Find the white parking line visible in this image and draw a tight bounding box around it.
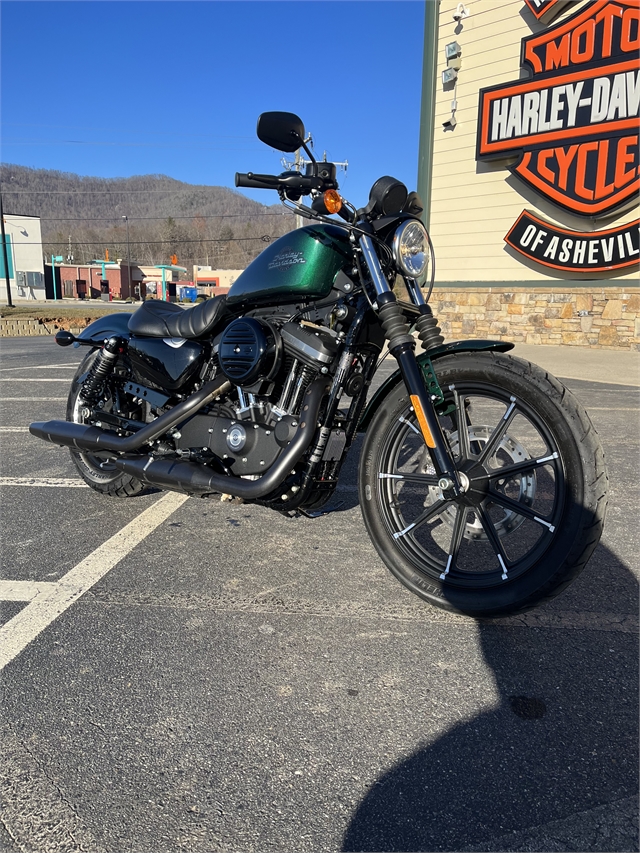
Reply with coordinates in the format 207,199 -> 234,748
0,581 -> 56,601
0,379 -> 71,382
0,477 -> 88,487
0,364 -> 80,371
0,427 -> 30,432
1,397 -> 67,401
0,491 -> 188,670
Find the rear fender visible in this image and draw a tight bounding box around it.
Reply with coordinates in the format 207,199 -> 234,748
74,313 -> 133,346
358,339 -> 514,432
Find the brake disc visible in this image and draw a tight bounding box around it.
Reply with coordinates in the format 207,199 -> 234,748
421,425 -> 536,540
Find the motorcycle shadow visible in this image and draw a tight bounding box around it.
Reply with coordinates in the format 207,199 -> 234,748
341,539 -> 638,852
327,434 -> 365,513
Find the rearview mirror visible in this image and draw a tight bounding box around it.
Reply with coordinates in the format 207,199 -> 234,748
257,112 -> 305,153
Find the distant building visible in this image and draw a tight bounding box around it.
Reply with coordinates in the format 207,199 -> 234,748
51,261 -> 143,301
193,266 -> 244,295
139,264 -> 187,301
0,213 -> 45,301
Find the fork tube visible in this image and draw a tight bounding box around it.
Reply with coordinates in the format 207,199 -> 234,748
405,276 -> 426,306
358,234 -> 459,491
359,235 -> 391,297
392,338 -> 459,490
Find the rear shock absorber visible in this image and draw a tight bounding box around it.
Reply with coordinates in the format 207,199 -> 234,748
80,336 -> 126,404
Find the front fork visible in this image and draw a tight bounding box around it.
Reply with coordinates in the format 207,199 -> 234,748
359,234 -> 462,496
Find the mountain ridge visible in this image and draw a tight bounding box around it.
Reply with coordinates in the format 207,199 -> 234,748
0,164 -> 294,270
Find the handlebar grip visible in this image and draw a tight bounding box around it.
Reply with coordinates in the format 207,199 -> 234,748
234,172 -> 280,189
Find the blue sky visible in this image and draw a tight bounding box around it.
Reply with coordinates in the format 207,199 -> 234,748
1,1 -> 426,207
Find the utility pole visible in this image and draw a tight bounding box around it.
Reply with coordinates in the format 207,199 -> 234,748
122,215 -> 131,298
0,191 -> 14,307
294,149 -> 304,230
283,145 -> 348,229
283,134 -> 314,229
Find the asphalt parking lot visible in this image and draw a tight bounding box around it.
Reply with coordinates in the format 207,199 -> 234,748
1,336 -> 638,853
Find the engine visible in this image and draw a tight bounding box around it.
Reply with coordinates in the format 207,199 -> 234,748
174,317 -> 340,475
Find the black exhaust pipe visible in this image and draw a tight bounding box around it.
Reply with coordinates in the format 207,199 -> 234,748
112,378 -> 328,500
29,378 -> 232,453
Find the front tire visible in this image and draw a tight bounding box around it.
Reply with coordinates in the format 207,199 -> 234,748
359,352 -> 607,617
66,349 -> 146,497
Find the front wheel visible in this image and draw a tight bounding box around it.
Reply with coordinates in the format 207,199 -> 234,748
359,352 -> 608,617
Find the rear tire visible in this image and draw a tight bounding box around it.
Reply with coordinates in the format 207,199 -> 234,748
358,352 -> 608,617
66,350 -> 146,497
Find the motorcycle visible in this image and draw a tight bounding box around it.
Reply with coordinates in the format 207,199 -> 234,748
29,112 -> 608,617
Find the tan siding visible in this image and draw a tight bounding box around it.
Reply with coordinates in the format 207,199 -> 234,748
428,0 -> 639,283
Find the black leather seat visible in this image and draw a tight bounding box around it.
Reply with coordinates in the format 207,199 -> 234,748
127,296 -> 228,339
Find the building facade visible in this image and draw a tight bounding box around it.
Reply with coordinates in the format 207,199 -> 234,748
418,0 -> 639,349
193,267 -> 244,294
53,262 -> 142,301
0,214 -> 45,301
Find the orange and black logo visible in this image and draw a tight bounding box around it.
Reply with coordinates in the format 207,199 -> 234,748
523,0 -> 569,22
477,0 -> 639,217
505,210 -> 639,272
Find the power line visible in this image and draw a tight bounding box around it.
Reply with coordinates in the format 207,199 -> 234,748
3,140 -> 262,151
38,236 -> 271,247
0,188 -> 266,195
4,212 -> 292,222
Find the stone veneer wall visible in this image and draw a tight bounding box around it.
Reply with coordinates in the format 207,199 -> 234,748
428,287 -> 639,351
0,318 -> 88,337
2,289 -> 640,349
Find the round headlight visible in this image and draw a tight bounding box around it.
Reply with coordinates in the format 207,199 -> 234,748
392,220 -> 429,278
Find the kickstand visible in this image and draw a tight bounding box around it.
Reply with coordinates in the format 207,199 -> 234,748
296,501 -> 345,519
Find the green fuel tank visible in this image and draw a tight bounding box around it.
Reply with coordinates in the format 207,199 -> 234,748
226,223 -> 352,308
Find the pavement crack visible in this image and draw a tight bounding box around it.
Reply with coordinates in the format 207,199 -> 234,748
88,719 -> 108,736
88,594 -> 639,633
1,718 -> 107,853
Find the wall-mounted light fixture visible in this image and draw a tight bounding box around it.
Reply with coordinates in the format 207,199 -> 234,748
445,41 -> 461,60
442,67 -> 458,87
445,41 -> 462,69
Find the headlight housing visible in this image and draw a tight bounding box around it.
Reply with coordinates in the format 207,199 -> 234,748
392,220 -> 430,278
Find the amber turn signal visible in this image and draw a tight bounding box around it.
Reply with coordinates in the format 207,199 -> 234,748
323,190 -> 343,214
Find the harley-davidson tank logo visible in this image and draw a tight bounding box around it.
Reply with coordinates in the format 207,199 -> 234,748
267,247 -> 307,271
505,210 -> 639,272
477,0 -> 639,217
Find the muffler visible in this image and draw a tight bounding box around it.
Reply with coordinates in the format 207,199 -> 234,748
29,378 -> 232,453
112,378 -> 328,499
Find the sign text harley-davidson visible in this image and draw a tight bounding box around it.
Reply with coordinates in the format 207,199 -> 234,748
476,0 -> 639,217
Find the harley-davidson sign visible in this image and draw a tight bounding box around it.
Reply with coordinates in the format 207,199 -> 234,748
523,0 -> 569,22
505,210 -> 639,272
476,0 -> 639,218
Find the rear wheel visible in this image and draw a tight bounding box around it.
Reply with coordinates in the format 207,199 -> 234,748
359,352 -> 608,617
66,350 -> 146,497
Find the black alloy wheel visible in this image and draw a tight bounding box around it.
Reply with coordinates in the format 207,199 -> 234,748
359,353 -> 608,616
